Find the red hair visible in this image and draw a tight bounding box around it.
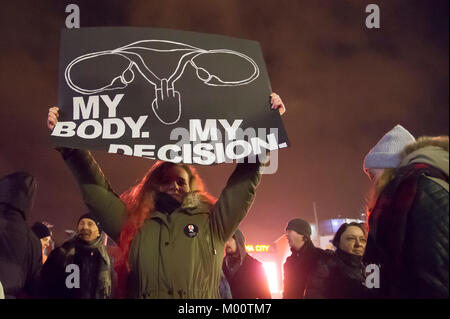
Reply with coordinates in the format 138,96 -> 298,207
113,161 -> 216,297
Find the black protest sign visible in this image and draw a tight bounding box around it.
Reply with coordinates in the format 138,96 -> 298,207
51,27 -> 289,164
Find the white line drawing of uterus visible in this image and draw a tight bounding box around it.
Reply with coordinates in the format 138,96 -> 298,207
65,40 -> 260,125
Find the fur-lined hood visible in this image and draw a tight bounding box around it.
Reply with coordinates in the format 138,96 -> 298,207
181,191 -> 215,212
399,136 -> 449,177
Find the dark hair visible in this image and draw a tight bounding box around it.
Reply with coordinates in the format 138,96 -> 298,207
332,222 -> 367,248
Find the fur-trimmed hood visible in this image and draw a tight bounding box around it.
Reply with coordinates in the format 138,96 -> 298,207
181,191 -> 215,212
399,136 -> 449,177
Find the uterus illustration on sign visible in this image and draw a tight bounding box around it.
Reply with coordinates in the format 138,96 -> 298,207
65,40 -> 260,125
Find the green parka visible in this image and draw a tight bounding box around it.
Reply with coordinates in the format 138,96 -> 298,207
60,148 -> 262,298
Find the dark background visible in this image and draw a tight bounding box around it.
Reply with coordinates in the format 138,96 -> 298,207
0,0 -> 448,246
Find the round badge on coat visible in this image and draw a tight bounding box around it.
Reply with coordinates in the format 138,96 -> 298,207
184,224 -> 199,238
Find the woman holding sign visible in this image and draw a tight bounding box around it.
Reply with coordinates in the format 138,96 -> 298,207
46,93 -> 285,299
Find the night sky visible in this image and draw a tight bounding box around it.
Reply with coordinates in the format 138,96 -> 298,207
0,0 -> 448,246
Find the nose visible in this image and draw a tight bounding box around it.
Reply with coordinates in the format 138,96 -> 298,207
170,181 -> 180,190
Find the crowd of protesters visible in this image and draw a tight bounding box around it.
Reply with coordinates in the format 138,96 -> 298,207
0,98 -> 448,299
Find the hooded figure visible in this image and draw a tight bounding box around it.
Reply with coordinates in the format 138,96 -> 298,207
364,136 -> 449,298
0,172 -> 42,298
39,213 -> 112,299
222,229 -> 271,299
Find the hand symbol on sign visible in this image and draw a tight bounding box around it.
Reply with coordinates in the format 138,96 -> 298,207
65,40 -> 260,126
152,78 -> 181,125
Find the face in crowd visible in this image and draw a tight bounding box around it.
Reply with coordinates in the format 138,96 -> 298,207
285,230 -> 306,251
224,237 -> 238,256
158,166 -> 191,203
40,236 -> 51,250
338,226 -> 367,256
77,218 -> 100,242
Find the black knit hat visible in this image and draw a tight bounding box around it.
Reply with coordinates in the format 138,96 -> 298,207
77,213 -> 101,233
31,222 -> 51,239
286,218 -> 312,238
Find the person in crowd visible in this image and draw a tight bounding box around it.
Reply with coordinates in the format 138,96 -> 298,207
46,93 -> 286,298
305,222 -> 371,298
222,229 -> 271,299
0,172 -> 42,298
31,222 -> 52,264
39,213 -> 113,299
363,133 -> 449,298
282,218 -> 330,298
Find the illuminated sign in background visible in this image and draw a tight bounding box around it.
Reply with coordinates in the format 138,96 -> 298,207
244,244 -> 278,293
245,244 -> 270,252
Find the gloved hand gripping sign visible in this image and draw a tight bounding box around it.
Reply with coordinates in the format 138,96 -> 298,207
65,40 -> 260,125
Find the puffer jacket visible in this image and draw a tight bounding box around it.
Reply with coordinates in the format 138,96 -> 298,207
364,138 -> 449,298
0,172 -> 42,298
60,148 -> 262,298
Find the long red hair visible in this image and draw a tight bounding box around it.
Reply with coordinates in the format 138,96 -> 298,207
112,161 -> 216,297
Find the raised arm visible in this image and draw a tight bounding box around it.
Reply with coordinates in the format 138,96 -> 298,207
210,93 -> 286,242
48,107 -> 126,242
210,160 -> 263,242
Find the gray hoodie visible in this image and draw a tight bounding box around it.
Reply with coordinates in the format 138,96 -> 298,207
224,229 -> 247,278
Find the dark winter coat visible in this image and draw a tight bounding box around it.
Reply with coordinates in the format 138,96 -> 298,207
222,230 -> 271,299
0,172 -> 42,298
364,140 -> 449,298
39,235 -> 112,299
305,249 -> 370,299
282,240 -> 330,299
60,148 -> 262,298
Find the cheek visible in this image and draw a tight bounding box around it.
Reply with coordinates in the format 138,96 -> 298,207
340,240 -> 352,250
